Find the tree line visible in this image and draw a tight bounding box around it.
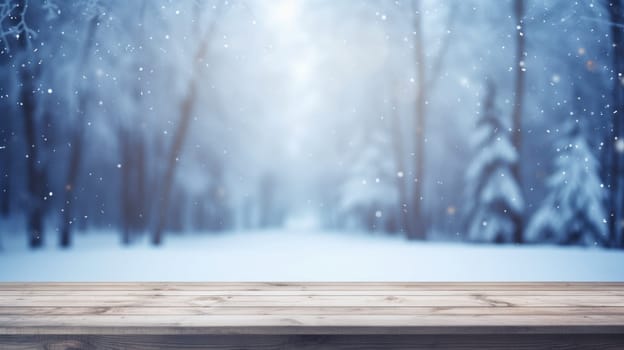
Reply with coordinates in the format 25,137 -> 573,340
0,0 -> 623,248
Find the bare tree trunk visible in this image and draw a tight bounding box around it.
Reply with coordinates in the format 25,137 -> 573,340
408,1 -> 455,240
119,128 -> 146,244
59,124 -> 84,247
59,15 -> 99,248
410,0 -> 427,240
0,38 -> 10,217
120,129 -> 133,244
152,81 -> 198,245
152,3 -> 223,245
13,0 -> 45,248
390,97 -> 409,234
0,157 -> 9,216
510,0 -> 526,244
119,0 -> 149,245
0,111 -> 10,217
608,0 -> 624,248
136,138 -> 147,231
21,66 -> 44,248
259,174 -> 276,228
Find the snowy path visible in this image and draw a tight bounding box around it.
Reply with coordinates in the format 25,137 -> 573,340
0,230 -> 622,281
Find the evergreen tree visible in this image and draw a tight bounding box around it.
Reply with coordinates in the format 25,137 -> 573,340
339,124 -> 398,232
464,82 -> 524,243
526,119 -> 608,246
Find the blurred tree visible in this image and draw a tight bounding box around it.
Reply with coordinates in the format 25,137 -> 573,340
11,0 -> 47,248
0,60 -> 10,217
408,0 -> 455,240
117,0 -> 150,245
510,0 -> 526,244
389,94 -> 408,234
339,115 -> 398,232
464,81 -> 523,243
59,10 -> 100,248
152,1 -> 224,245
526,118 -> 608,246
606,0 -> 624,248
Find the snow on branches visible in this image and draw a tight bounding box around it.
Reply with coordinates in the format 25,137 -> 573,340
526,119 -> 608,246
464,81 -> 523,243
0,0 -> 37,52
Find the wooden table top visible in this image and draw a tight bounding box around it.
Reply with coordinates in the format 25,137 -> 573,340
0,283 -> 623,335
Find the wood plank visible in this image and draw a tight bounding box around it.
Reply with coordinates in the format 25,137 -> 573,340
2,334 -> 624,350
2,294 -> 623,307
1,282 -> 623,291
1,306 -> 624,317
1,314 -> 624,334
0,282 -> 622,344
2,290 -> 623,296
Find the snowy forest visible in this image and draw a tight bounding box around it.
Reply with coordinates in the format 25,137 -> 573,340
1,0 -> 624,266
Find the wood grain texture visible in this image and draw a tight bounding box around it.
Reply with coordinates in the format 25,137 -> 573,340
0,283 -> 623,348
2,334 -> 624,350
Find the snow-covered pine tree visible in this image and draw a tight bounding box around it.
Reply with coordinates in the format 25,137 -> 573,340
526,119 -> 608,246
339,121 -> 398,232
464,82 -> 523,243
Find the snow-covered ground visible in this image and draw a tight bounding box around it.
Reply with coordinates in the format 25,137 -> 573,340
0,229 -> 622,281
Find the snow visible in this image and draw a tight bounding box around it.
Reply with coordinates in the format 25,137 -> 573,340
0,229 -> 622,282
464,83 -> 523,243
526,121 -> 608,245
616,139 -> 624,153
